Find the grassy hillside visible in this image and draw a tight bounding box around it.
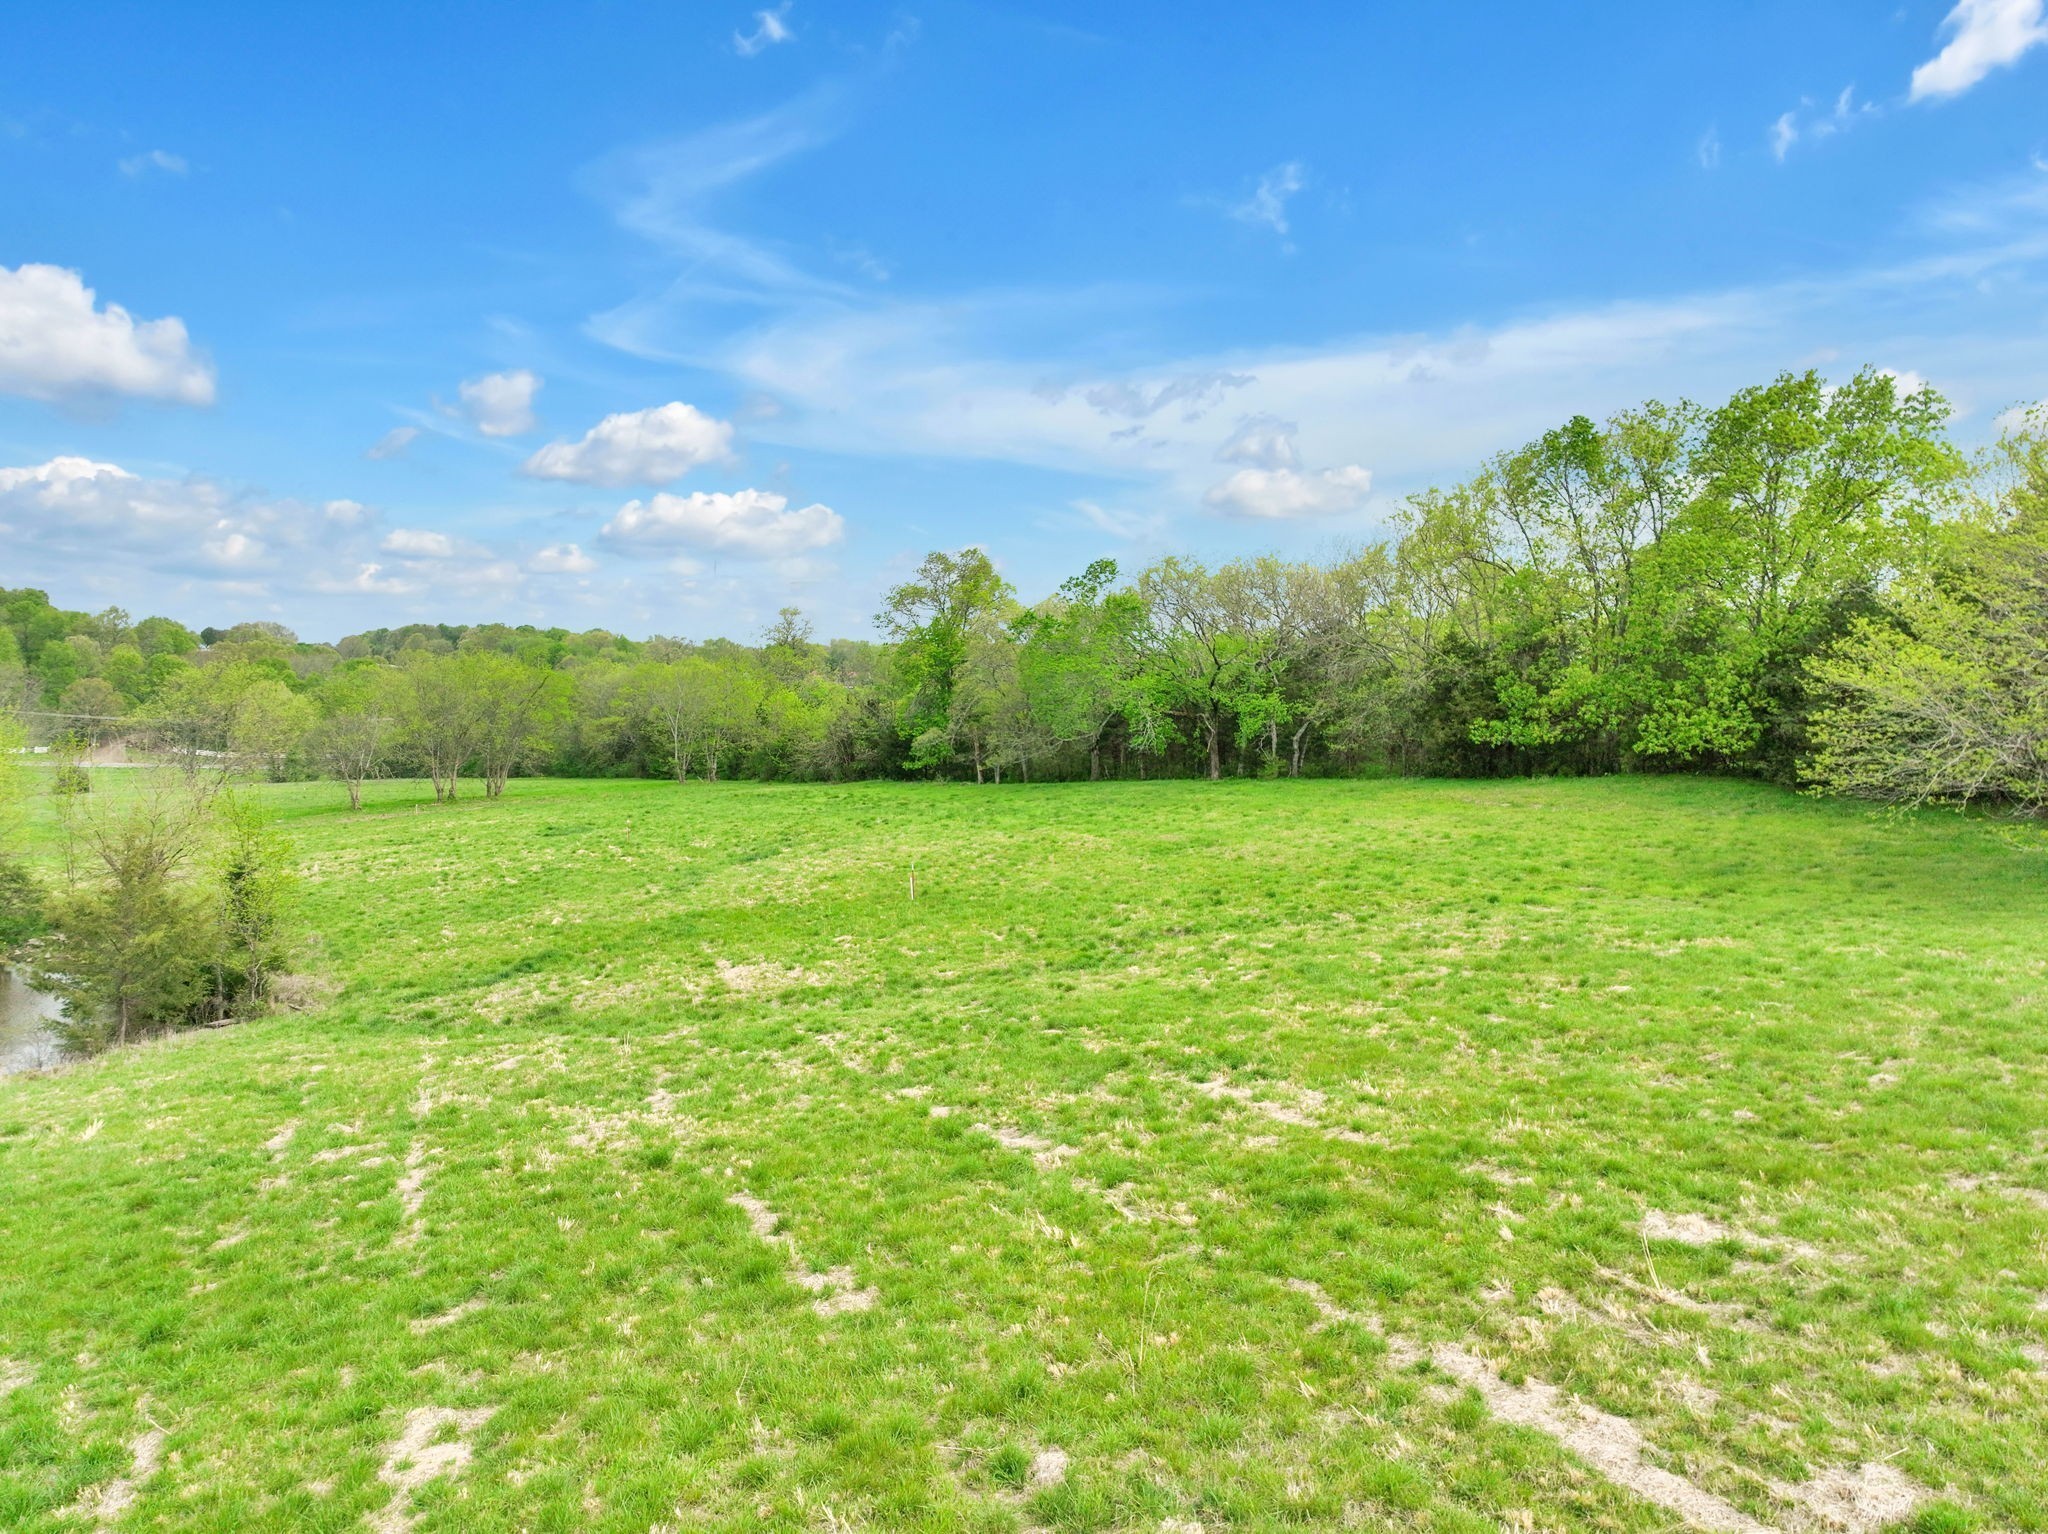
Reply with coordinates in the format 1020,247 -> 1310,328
1,776 -> 2044,1532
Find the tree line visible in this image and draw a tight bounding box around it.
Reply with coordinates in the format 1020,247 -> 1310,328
5,367 -> 2044,816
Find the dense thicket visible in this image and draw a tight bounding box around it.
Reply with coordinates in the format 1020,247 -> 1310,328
5,369 -> 2044,813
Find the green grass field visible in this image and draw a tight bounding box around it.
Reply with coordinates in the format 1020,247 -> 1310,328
2,775 -> 2044,1532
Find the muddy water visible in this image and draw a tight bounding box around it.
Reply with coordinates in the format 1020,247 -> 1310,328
0,969 -> 65,1075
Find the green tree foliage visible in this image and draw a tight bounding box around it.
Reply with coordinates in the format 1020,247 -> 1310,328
32,788 -> 216,1049
875,548 -> 1014,768
0,368 -> 2020,809
1804,429 -> 2048,816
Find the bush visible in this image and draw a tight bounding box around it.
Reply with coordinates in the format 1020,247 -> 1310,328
29,786 -> 298,1052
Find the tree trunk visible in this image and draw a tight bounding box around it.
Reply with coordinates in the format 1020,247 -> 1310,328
974,737 -> 984,785
1290,722 -> 1310,778
1089,745 -> 1101,781
1205,719 -> 1222,781
347,779 -> 363,811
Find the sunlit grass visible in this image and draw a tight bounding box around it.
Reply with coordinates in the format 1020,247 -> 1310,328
1,774 -> 2043,1530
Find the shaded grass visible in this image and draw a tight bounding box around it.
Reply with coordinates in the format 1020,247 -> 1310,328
0,774 -> 2044,1530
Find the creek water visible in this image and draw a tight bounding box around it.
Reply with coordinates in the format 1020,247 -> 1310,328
0,969 -> 65,1075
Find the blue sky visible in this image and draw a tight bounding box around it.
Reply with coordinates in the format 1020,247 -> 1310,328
2,1 -> 2045,641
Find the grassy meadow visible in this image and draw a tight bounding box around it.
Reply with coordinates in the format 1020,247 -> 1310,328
1,774 -> 2045,1532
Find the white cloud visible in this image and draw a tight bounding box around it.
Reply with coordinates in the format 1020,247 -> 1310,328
1070,499 -> 1171,544
1697,128 -> 1722,170
1879,367 -> 1934,398
323,499 -> 372,525
365,425 -> 419,460
316,562 -> 421,597
529,543 -> 597,573
1229,162 -> 1306,238
1911,0 -> 2048,101
0,456 -> 311,577
1771,88 -> 1878,161
381,528 -> 458,557
735,3 -> 794,56
1205,463 -> 1373,520
1216,414 -> 1302,471
0,263 -> 215,405
1052,370 -> 1254,423
602,487 -> 844,557
1994,397 -> 2047,430
582,80 -> 2048,563
1771,112 -> 1800,162
522,401 -> 736,485
457,369 -> 541,436
0,455 -> 135,493
204,530 -> 264,566
380,528 -> 456,557
118,149 -> 187,177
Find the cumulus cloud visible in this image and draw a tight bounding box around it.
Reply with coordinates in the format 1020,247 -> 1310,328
529,543 -> 597,573
522,402 -> 736,486
457,369 -> 541,436
602,487 -> 843,557
1230,162 -> 1306,239
1216,413 -> 1302,471
381,528 -> 459,557
735,2 -> 794,56
1205,463 -> 1372,519
1879,367 -> 1935,399
0,455 -> 294,574
0,263 -> 215,405
1911,0 -> 2048,101
365,425 -> 419,460
1206,419 -> 1371,518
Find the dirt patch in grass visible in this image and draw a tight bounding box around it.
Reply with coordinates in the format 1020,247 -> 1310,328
727,1192 -> 879,1318
1428,1344 -> 1769,1531
409,1299 -> 488,1334
1776,1462 -> 1926,1533
1425,1341 -> 1929,1533
972,1121 -> 1077,1169
395,1141 -> 432,1248
63,1406 -> 165,1526
1028,1447 -> 1069,1488
1191,1074 -> 1371,1144
369,1405 -> 496,1534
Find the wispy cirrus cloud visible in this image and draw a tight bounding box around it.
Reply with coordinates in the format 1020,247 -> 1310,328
579,76 -> 2048,554
1770,86 -> 1879,162
1227,161 -> 1307,245
734,3 -> 794,57
118,148 -> 187,177
364,425 -> 419,460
